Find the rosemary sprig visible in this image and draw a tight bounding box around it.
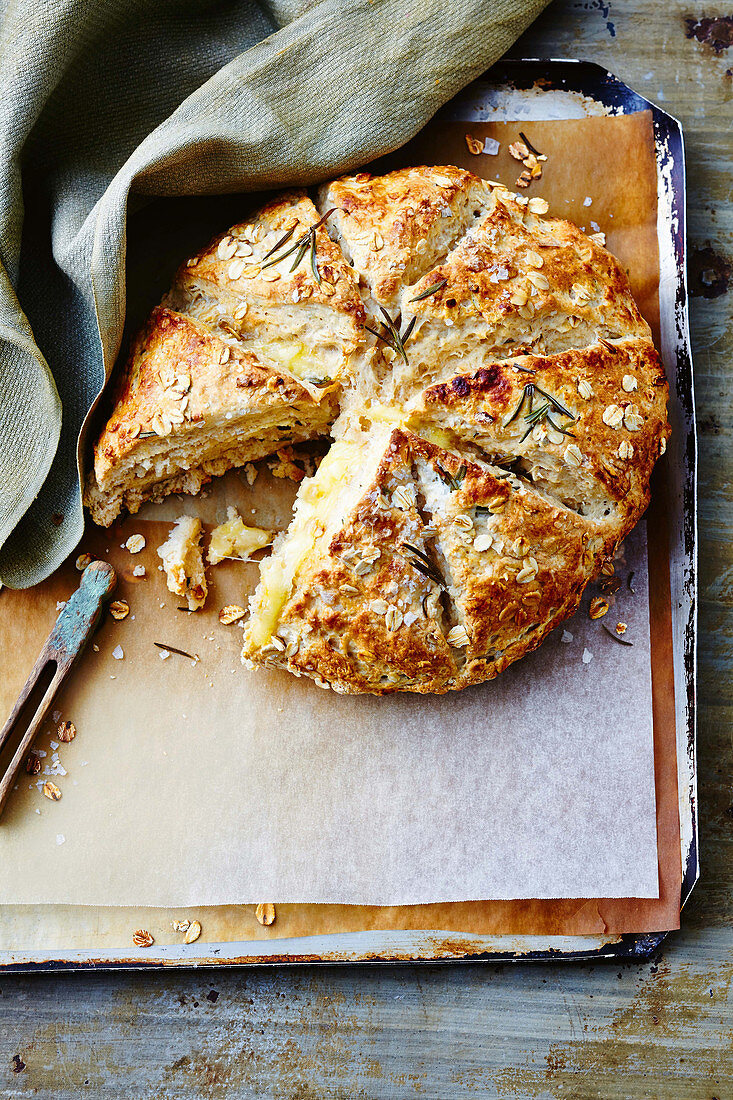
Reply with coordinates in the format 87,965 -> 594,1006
364,306 -> 416,364
409,277 -> 447,303
435,463 -> 466,491
401,543 -> 446,589
504,382 -> 576,441
602,623 -> 634,647
259,208 -> 337,283
154,641 -> 199,660
519,130 -> 542,157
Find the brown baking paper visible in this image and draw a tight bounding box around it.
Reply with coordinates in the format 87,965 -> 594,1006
0,111 -> 681,943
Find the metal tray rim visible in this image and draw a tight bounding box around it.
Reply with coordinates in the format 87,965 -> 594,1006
0,58 -> 697,970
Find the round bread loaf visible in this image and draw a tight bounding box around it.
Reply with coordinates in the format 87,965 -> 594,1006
87,166 -> 670,694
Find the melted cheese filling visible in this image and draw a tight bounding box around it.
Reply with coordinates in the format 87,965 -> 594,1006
208,508 -> 272,565
253,339 -> 338,384
246,439 -> 359,646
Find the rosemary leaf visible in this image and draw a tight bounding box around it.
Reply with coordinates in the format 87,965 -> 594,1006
309,234 -> 321,284
289,238 -> 310,273
154,642 -> 200,660
504,384 -> 533,426
602,623 -> 634,647
410,277 -> 447,303
519,130 -> 542,157
401,543 -> 446,589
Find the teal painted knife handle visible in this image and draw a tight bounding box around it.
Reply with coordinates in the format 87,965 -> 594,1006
0,560 -> 116,819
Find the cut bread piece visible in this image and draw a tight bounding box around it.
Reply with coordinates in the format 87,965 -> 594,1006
318,166 -> 491,309
241,426 -> 458,693
166,190 -> 365,398
84,307 -> 338,526
157,515 -> 207,610
409,338 -> 670,545
242,427 -> 604,695
392,183 -> 652,403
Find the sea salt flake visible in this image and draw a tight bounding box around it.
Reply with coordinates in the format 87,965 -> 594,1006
56,834 -> 65,845
561,630 -> 573,644
583,196 -> 592,207
112,645 -> 124,660
483,137 -> 500,155
582,648 -> 594,664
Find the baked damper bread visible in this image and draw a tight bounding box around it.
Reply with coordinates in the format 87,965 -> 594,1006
87,165 -> 670,694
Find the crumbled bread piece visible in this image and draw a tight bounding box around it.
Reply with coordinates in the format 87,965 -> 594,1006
157,516 -> 208,610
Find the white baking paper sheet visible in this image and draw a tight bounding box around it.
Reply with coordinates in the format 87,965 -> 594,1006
0,514 -> 657,906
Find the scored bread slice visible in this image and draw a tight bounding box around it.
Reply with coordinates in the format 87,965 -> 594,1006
241,425 -> 604,695
411,439 -> 602,683
165,190 -> 365,399
84,307 -> 337,527
317,166 -> 491,310
391,183 -> 652,404
408,338 -> 670,546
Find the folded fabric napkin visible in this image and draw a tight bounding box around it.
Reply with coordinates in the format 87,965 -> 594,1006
0,0 -> 548,587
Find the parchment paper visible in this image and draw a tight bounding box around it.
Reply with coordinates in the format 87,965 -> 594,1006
0,111 -> 681,937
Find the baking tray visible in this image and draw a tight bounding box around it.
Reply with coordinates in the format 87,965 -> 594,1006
0,58 -> 697,970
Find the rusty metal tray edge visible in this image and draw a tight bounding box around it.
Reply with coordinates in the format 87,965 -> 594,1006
0,59 -> 697,971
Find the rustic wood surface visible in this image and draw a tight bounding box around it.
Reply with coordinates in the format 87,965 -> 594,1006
1,1 -> 731,1095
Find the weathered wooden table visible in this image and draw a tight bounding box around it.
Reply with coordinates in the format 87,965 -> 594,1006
1,2 -> 730,1095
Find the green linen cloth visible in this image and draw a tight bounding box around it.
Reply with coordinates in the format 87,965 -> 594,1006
0,0 -> 548,587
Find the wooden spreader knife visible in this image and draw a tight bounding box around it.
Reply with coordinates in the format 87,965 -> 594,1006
0,560 -> 116,819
